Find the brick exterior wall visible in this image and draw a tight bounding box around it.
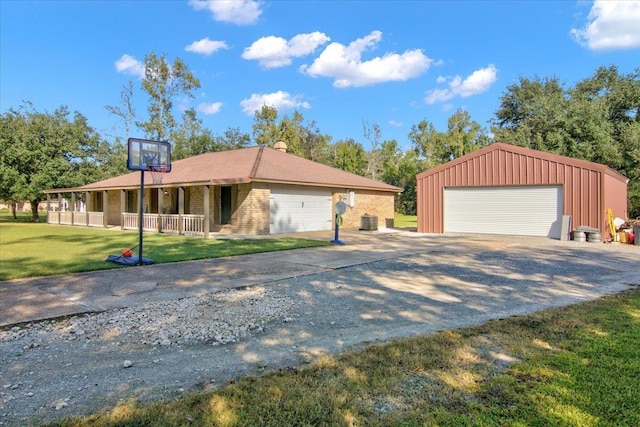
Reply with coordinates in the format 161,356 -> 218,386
233,183 -> 270,235
332,190 -> 395,230
107,190 -> 121,225
189,186 -> 204,214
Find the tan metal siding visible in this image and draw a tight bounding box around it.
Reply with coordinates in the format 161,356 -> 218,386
416,144 -> 627,238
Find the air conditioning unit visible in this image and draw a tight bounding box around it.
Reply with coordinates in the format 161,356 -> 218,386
360,214 -> 378,231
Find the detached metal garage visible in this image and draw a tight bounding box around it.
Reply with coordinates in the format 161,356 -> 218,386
416,143 -> 628,240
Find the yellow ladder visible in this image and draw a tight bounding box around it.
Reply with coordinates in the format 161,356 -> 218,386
607,209 -> 616,241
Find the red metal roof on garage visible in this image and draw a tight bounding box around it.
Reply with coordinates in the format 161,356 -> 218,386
74,146 -> 402,192
416,142 -> 628,183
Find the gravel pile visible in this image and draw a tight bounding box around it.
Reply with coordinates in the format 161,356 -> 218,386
0,286 -> 293,349
1,285 -> 299,425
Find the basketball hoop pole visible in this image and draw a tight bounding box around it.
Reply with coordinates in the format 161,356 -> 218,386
126,138 -> 172,266
137,170 -> 144,265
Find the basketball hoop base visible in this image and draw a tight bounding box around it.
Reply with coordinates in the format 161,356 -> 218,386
106,254 -> 155,266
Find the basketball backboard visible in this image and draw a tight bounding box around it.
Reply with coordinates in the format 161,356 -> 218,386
127,138 -> 172,172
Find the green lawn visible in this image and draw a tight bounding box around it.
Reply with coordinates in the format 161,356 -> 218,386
394,212 -> 417,229
49,289 -> 640,426
0,211 -> 330,281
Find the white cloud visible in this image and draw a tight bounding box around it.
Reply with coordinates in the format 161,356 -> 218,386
425,65 -> 498,104
185,37 -> 229,56
242,32 -> 330,69
300,31 -> 432,88
570,1 -> 640,50
197,102 -> 223,115
188,0 -> 262,25
240,91 -> 310,115
388,120 -> 403,128
114,54 -> 145,79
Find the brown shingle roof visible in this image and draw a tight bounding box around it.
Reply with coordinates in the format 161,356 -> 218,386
70,146 -> 401,192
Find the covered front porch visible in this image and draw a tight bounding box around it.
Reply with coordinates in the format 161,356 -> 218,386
44,183 -> 255,238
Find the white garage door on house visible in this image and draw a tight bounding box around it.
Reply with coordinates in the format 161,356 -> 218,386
444,185 -> 563,238
270,186 -> 333,234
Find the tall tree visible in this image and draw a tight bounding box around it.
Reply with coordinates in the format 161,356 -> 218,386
332,139 -> 367,175
441,109 -> 491,161
171,108 -> 204,160
0,103 -> 107,220
103,81 -> 136,177
252,106 -> 331,163
408,119 -> 445,169
138,51 -> 201,141
380,140 -> 422,215
252,105 -> 280,146
216,127 -> 252,151
298,118 -> 331,164
362,120 -> 382,180
105,80 -> 137,141
492,66 -> 640,216
492,75 -> 569,152
172,125 -> 251,159
278,111 -> 305,155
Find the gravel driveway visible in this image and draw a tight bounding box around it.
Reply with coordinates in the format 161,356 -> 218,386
1,233 -> 639,426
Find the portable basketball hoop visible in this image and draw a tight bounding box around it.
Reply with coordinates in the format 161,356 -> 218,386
125,138 -> 172,265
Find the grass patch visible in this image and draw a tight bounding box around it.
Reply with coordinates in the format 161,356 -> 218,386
393,212 -> 417,229
47,289 -> 640,426
0,211 -> 330,281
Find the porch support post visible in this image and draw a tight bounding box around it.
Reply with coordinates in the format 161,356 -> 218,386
46,194 -> 51,223
102,190 -> 108,228
71,193 -> 76,225
157,188 -> 164,232
203,185 -> 210,236
120,190 -> 126,229
57,192 -> 62,224
85,191 -> 90,225
178,187 -> 184,235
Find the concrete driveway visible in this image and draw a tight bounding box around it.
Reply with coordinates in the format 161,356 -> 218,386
1,230 -> 639,328
1,230 -> 639,425
0,229 -> 516,327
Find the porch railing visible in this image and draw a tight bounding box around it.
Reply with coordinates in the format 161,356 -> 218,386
47,211 -> 60,224
87,212 -> 104,227
48,211 -> 104,227
59,211 -> 73,225
72,212 -> 88,226
122,213 -> 205,237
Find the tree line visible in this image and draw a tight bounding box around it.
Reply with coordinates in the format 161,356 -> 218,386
1,51 -> 638,221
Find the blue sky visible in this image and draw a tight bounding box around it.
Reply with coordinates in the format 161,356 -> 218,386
1,0 -> 639,151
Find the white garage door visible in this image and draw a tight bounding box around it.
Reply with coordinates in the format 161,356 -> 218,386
270,186 -> 333,234
444,185 -> 562,238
